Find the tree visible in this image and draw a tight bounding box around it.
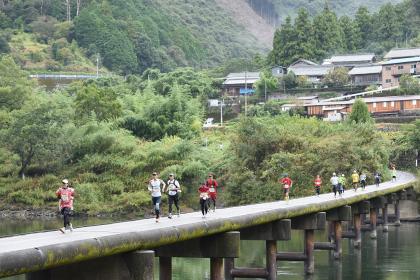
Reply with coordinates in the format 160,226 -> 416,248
323,67 -> 349,87
312,5 -> 345,59
399,74 -> 420,94
253,71 -> 278,99
292,8 -> 315,62
75,84 -> 123,122
348,98 -> 372,124
4,95 -> 73,178
354,6 -> 373,48
281,71 -> 298,89
271,16 -> 294,66
339,16 -> 361,52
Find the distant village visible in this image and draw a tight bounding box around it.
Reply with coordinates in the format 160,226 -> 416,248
220,47 -> 420,121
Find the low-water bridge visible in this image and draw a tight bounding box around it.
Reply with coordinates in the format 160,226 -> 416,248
0,171 -> 417,280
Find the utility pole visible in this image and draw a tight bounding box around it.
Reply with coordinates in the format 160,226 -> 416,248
220,97 -> 223,126
96,53 -> 99,78
264,79 -> 267,102
245,70 -> 248,115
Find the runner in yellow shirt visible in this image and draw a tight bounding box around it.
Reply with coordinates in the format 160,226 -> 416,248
351,170 -> 359,192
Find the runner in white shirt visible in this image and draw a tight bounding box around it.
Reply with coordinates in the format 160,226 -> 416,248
163,173 -> 181,218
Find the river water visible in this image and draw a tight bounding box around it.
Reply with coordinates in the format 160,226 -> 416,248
1,218 -> 419,280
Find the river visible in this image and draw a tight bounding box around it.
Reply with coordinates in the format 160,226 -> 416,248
1,218 -> 419,279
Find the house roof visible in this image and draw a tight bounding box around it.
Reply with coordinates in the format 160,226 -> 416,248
384,48 -> 420,59
381,56 -> 420,65
288,65 -> 333,76
308,95 -> 420,107
328,54 -> 375,63
289,59 -> 318,67
223,72 -> 260,85
348,65 -> 382,75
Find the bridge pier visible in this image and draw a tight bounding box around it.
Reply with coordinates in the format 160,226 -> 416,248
231,219 -> 291,279
351,201 -> 370,248
277,212 -> 326,275
321,206 -> 351,259
26,250 -> 155,280
156,231 -> 240,280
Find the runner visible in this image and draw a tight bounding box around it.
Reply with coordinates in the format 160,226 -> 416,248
351,170 -> 359,192
374,172 -> 381,187
148,172 -> 166,223
360,172 -> 367,190
314,175 -> 322,196
391,165 -> 397,181
330,173 -> 339,198
206,173 -> 219,212
280,174 -> 293,202
198,182 -> 209,218
164,173 -> 181,219
56,179 -> 75,234
339,174 -> 346,194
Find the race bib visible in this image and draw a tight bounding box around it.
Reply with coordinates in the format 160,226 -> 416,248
61,194 -> 69,202
283,184 -> 290,189
209,187 -> 215,193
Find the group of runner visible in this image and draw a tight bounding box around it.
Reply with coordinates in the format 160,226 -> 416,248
56,165 -> 398,232
148,172 -> 220,221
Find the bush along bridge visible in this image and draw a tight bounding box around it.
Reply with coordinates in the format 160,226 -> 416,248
0,171 -> 417,280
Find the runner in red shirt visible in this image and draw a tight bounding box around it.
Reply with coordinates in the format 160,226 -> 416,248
198,183 -> 209,218
314,175 -> 322,196
205,173 -> 219,212
279,174 -> 293,201
56,179 -> 75,233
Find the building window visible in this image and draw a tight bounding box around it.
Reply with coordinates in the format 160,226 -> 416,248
385,79 -> 392,83
398,65 -> 404,70
413,100 -> 417,106
373,102 -> 377,108
383,102 -> 387,107
391,101 -> 395,107
412,64 -> 417,69
386,66 -> 391,71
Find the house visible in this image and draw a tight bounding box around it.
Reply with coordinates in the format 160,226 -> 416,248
306,95 -> 420,119
287,65 -> 333,84
381,56 -> 420,88
384,47 -> 420,60
223,72 -> 260,96
348,65 -> 382,86
322,54 -> 376,68
271,66 -> 287,78
289,59 -> 318,68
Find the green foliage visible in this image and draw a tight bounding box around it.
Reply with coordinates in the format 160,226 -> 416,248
348,99 -> 373,124
323,67 -> 350,87
224,115 -> 390,205
253,71 -> 279,98
399,74 -> 420,94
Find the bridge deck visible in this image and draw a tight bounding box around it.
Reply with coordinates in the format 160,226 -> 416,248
0,171 -> 416,277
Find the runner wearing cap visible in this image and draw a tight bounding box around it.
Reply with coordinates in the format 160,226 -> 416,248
56,179 -> 75,233
163,173 -> 181,218
148,172 -> 166,222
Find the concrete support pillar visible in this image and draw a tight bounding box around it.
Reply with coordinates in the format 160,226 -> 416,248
210,258 -> 223,280
327,221 -> 334,242
126,250 -> 155,280
224,258 -> 234,280
370,208 -> 378,239
333,221 -> 342,259
395,200 -> 401,226
304,229 -> 315,275
382,204 -> 389,232
266,240 -> 277,280
159,257 -> 171,280
353,214 -> 362,248
27,250 -> 155,280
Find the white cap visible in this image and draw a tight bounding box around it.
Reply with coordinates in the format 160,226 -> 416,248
62,179 -> 69,184
333,173 -> 336,176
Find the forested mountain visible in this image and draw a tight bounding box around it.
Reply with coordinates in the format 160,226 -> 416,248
0,0 -> 416,75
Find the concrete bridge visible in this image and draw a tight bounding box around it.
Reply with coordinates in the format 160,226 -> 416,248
0,171 -> 417,280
